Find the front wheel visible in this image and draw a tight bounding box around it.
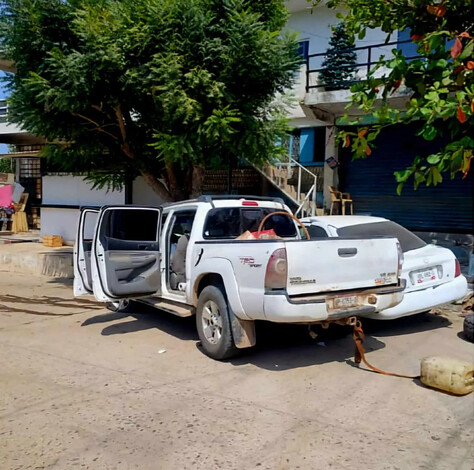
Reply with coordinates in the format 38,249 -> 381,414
196,286 -> 238,360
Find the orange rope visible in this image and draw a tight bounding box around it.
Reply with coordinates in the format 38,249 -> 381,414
353,320 -> 420,379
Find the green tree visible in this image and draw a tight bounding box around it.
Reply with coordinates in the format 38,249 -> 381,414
0,158 -> 13,173
0,0 -> 300,200
319,23 -> 357,90
315,0 -> 473,190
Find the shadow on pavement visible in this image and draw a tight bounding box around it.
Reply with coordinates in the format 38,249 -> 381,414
81,310 -> 130,326
228,322 -> 382,371
227,313 -> 453,371
358,311 -> 452,337
457,331 -> 472,343
0,293 -> 103,315
46,278 -> 73,288
81,303 -> 455,371
82,301 -> 198,342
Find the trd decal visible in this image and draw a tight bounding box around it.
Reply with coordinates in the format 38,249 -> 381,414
239,257 -> 262,268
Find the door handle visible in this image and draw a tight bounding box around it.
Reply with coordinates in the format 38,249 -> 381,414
338,248 -> 357,257
138,244 -> 148,250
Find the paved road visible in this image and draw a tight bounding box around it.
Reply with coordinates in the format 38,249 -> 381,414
0,272 -> 473,470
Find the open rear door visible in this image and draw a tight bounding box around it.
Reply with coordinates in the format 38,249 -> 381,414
91,206 -> 162,302
73,208 -> 99,296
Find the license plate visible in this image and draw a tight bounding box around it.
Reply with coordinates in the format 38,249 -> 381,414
333,295 -> 358,309
412,267 -> 437,284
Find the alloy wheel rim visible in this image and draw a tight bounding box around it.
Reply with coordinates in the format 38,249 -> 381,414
201,300 -> 223,345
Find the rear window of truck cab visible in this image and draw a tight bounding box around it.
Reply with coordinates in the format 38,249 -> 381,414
203,208 -> 297,239
336,221 -> 426,253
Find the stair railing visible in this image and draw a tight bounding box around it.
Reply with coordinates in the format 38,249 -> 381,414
274,157 -> 318,216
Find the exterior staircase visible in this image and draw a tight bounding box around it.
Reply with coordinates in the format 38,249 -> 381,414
257,157 -> 324,217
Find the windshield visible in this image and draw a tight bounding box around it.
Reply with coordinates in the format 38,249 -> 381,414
336,221 -> 426,252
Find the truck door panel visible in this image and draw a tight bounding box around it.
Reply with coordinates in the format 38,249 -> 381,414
74,208 -> 99,296
93,206 -> 162,299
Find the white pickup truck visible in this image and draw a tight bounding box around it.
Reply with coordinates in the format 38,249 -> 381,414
74,196 -> 405,359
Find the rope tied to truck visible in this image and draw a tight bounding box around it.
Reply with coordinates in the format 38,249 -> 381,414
352,319 -> 420,379
351,320 -> 474,395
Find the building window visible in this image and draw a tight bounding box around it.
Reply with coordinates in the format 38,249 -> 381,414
19,158 -> 41,178
313,127 -> 326,165
297,40 -> 309,61
290,130 -> 301,161
397,29 -> 418,60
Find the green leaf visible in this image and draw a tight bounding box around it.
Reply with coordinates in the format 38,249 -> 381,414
427,153 -> 442,165
422,125 -> 438,141
427,166 -> 443,186
458,41 -> 474,60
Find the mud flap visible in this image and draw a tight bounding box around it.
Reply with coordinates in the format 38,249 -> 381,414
228,304 -> 256,349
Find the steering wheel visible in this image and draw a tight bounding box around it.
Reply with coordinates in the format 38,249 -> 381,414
257,211 -> 310,240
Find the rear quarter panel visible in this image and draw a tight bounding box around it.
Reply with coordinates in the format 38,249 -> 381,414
192,240 -> 285,321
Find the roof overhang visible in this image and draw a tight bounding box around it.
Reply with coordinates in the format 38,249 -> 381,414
0,151 -> 40,158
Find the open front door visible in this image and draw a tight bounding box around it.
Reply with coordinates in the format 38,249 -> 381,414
73,208 -> 99,296
91,206 -> 162,302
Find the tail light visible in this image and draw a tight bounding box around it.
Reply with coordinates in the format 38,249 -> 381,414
265,248 -> 287,290
454,259 -> 461,277
396,242 -> 404,276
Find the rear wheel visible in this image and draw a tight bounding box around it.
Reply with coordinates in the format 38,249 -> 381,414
463,313 -> 474,343
106,299 -> 133,313
196,286 -> 238,360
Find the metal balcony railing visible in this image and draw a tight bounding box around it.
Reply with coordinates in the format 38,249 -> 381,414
305,40 -> 419,92
0,99 -> 8,123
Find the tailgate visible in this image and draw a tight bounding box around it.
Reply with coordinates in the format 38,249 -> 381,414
285,238 -> 399,296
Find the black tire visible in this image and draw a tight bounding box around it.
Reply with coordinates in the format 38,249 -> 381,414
463,313 -> 474,343
196,286 -> 238,360
105,299 -> 134,313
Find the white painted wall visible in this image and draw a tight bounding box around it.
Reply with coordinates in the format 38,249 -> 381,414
132,176 -> 164,206
41,174 -> 125,242
42,174 -> 125,206
41,207 -> 81,243
41,174 -> 166,242
287,4 -> 395,63
285,3 -> 396,126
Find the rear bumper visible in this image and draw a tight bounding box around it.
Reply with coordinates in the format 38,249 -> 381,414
359,275 -> 468,320
262,284 -> 404,323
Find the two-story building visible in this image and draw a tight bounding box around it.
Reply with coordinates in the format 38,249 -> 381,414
1,1 -> 472,260
279,0 -> 472,265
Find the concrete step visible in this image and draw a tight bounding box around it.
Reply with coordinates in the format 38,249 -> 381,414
0,242 -> 73,278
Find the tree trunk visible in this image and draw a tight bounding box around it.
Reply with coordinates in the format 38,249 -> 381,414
190,166 -> 205,198
139,169 -> 173,202
115,105 -> 172,202
166,164 -> 186,201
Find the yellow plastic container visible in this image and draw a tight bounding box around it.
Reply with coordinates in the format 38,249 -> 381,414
420,357 -> 474,395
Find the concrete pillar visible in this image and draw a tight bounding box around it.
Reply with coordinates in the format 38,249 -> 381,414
323,126 -> 339,211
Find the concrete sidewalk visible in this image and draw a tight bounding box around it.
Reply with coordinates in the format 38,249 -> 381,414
0,242 -> 73,278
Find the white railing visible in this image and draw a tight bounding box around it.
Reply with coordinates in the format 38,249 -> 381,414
0,100 -> 7,123
265,156 -> 318,217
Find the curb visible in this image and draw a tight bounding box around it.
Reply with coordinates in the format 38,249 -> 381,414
0,248 -> 74,279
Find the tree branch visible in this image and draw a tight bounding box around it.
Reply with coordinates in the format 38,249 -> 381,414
72,112 -> 119,141
115,104 -> 172,201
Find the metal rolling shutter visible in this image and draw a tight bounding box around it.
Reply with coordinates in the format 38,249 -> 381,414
339,125 -> 473,233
